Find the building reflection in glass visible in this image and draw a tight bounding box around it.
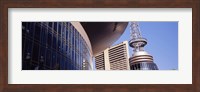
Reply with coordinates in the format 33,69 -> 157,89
22,22 -> 91,70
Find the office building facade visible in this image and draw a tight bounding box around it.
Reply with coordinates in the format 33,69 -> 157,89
95,52 -> 105,70
95,41 -> 130,70
22,22 -> 92,70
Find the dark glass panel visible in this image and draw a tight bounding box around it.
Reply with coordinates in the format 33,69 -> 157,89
72,63 -> 76,70
79,52 -> 82,69
39,46 -> 46,61
22,39 -> 33,70
68,61 -> 72,70
51,52 -> 57,69
26,22 -> 30,34
39,46 -> 46,70
132,65 -> 135,70
30,22 -> 35,36
57,54 -> 61,69
22,37 -> 25,58
24,39 -> 33,57
25,22 -> 34,38
52,35 -> 57,49
31,63 -> 38,70
22,22 -> 26,27
135,64 -> 138,70
63,57 -> 67,70
58,23 -> 61,34
72,50 -> 75,64
65,26 -> 68,40
74,31 -> 77,50
155,64 -> 158,70
34,24 -> 41,41
32,43 -> 39,61
49,22 -> 53,28
55,56 -> 60,70
153,63 -> 158,70
60,56 -> 65,70
62,25 -> 65,37
135,65 -> 137,70
72,30 -> 75,46
75,53 -> 77,68
22,22 -> 26,35
65,44 -> 68,55
134,64 -> 137,70
139,63 -> 141,70
41,27 -> 47,45
53,22 -> 57,31
151,63 -> 153,69
47,32 -> 52,47
58,38 -> 61,51
65,57 -> 68,70
152,63 -> 155,69
46,49 -> 51,68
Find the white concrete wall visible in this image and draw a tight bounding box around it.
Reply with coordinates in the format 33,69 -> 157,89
104,49 -> 110,70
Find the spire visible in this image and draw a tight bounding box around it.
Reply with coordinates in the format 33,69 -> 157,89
129,22 -> 147,52
129,22 -> 158,70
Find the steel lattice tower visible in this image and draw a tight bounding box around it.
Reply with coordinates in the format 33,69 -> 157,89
129,22 -> 158,70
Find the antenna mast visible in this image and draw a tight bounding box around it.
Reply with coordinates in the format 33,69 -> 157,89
129,22 -> 158,70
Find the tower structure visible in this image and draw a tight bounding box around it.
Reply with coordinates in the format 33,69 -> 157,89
129,22 -> 158,70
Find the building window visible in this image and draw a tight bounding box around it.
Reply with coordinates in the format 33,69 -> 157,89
52,52 -> 57,69
60,56 -> 65,69
26,22 -> 35,38
47,32 -> 52,47
32,43 -> 39,61
58,38 -> 61,51
41,27 -> 47,45
53,22 -> 57,31
49,22 -> 52,28
22,22 -> 26,35
22,22 -> 91,70
46,49 -> 51,68
52,35 -> 57,49
34,24 -> 41,41
58,23 -> 62,34
39,46 -> 46,62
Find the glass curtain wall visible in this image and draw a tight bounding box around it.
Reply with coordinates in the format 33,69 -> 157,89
22,22 -> 91,70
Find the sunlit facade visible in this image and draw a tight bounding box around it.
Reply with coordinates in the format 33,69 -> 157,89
95,41 -> 130,70
129,51 -> 159,70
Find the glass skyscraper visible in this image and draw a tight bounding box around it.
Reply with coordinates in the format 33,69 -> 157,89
22,22 -> 92,70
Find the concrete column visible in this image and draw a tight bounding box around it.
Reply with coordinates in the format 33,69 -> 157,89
124,41 -> 130,70
104,49 -> 110,70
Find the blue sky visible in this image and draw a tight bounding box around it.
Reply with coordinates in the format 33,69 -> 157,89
113,22 -> 178,70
